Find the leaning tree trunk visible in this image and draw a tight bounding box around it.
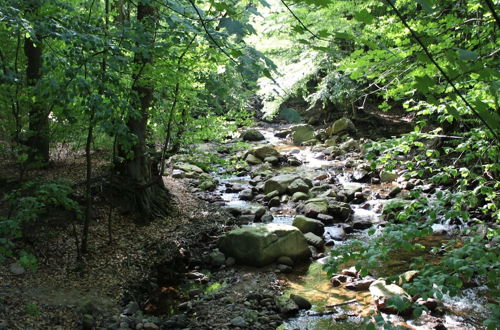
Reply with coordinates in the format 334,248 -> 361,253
24,1 -> 49,165
115,1 -> 168,222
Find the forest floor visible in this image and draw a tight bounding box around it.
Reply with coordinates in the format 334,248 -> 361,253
0,148 -> 287,329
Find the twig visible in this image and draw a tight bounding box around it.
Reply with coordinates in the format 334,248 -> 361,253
483,0 -> 500,28
326,299 -> 357,308
279,0 -> 328,41
187,0 -> 238,64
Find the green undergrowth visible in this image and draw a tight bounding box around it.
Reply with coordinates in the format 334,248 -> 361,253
0,179 -> 81,269
324,127 -> 499,328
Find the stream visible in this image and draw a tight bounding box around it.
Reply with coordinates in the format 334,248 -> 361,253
192,123 -> 490,329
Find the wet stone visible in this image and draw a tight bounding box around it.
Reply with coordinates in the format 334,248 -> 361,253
239,189 -> 254,201
268,196 -> 280,207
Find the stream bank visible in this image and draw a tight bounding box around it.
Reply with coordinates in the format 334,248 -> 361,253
152,119 -> 492,330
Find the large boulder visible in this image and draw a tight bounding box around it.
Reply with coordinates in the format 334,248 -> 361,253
241,129 -> 265,141
252,145 -> 280,160
263,174 -> 300,194
219,224 -> 311,267
293,215 -> 325,236
327,117 -> 355,136
290,124 -> 315,146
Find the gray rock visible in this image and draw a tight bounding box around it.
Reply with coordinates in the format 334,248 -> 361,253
231,316 -> 248,327
345,278 -> 376,291
325,226 -> 346,241
303,232 -> 324,249
275,296 -> 299,315
254,207 -> 266,221
225,257 -> 236,266
123,302 -> 139,316
317,213 -> 334,225
241,129 -> 265,141
327,117 -> 355,136
380,170 -> 398,182
246,154 -> 262,165
264,190 -> 280,201
277,256 -> 294,266
219,224 -> 311,267
277,264 -> 293,273
252,145 -> 280,160
209,249 -> 226,266
171,169 -> 184,178
82,314 -> 95,330
291,191 -> 309,202
263,174 -> 300,194
302,198 -> 329,218
174,162 -> 204,174
290,294 -> 312,310
143,323 -> 159,330
239,189 -> 254,201
290,124 -> 315,145
264,156 -> 279,165
327,200 -> 353,221
9,262 -> 25,275
268,196 -> 280,207
339,139 -> 360,151
288,157 -> 302,166
288,179 -> 310,194
293,215 -> 325,236
388,186 -> 402,198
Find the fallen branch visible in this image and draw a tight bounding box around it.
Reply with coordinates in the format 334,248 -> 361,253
326,299 -> 357,308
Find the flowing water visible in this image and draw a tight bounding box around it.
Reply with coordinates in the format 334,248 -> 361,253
208,125 -> 491,329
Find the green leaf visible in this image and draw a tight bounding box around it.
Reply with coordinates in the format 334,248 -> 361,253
416,0 -> 435,13
445,105 -> 460,121
354,9 -> 374,24
473,101 -> 500,130
414,75 -> 435,93
219,18 -> 245,38
457,48 -> 478,61
334,32 -> 354,40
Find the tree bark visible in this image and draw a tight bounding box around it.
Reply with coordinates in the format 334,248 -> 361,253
24,2 -> 49,165
115,1 -> 168,222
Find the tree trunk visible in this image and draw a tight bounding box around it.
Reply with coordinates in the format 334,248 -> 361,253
115,1 -> 168,222
24,3 -> 49,165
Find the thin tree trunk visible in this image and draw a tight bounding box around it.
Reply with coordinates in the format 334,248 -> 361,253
24,1 -> 49,165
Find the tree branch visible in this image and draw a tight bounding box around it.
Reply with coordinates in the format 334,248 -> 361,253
279,0 -> 328,41
383,0 -> 499,141
483,0 -> 500,28
186,0 -> 238,64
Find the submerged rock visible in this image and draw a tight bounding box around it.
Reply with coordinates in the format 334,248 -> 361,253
219,224 -> 311,267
